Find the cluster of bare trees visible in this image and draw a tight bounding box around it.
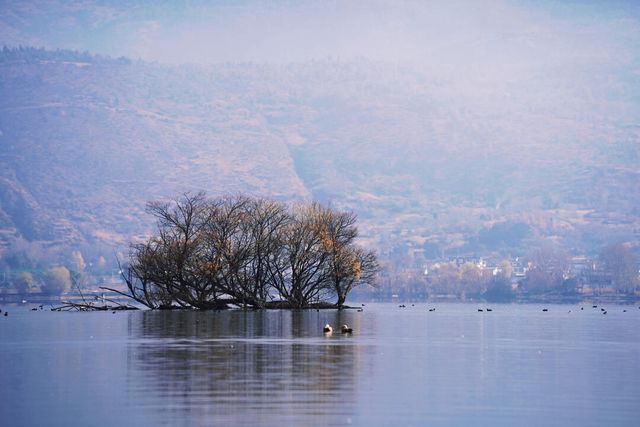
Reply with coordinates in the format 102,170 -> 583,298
116,193 -> 379,309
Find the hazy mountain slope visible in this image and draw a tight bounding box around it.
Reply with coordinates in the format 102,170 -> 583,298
0,49 -> 309,248
0,48 -> 639,259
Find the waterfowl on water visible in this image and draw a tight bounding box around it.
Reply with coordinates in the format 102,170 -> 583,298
542,308 -> 548,312
486,308 -> 493,312
340,324 -> 353,334
478,309 -> 483,312
323,324 -> 333,333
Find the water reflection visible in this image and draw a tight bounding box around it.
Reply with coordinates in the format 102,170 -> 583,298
4,304 -> 638,426
127,310 -> 361,425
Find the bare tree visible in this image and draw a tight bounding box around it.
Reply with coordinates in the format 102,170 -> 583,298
243,197 -> 291,306
117,192 -> 217,308
119,193 -> 377,309
266,203 -> 332,308
331,247 -> 379,308
201,195 -> 254,306
318,208 -> 379,307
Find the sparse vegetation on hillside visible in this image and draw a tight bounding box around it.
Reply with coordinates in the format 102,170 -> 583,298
0,47 -> 639,293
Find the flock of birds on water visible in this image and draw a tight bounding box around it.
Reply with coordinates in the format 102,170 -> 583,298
395,303 -> 635,317
1,303 -> 637,337
319,302 -> 637,335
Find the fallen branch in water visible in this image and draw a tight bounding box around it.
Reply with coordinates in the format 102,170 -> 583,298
51,297 -> 138,312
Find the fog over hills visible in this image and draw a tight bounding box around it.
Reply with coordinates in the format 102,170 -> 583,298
1,1 -> 639,266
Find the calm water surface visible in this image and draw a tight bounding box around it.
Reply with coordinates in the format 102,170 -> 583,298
1,303 -> 639,426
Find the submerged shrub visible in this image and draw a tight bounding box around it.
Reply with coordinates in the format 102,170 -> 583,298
118,192 -> 379,309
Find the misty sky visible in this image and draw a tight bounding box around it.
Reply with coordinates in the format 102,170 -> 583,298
1,0 -> 639,69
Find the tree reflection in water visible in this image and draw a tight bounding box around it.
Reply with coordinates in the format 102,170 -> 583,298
126,309 -> 361,425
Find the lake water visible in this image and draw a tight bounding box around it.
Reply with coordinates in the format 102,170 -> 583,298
1,303 -> 639,426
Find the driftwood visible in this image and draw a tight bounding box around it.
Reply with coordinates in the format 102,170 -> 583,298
51,301 -> 138,312
51,284 -> 139,312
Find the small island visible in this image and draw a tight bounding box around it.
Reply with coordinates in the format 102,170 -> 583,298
106,192 -> 380,310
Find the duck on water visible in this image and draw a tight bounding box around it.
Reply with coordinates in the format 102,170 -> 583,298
340,324 -> 353,334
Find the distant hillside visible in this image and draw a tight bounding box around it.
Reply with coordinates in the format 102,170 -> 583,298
0,47 -> 639,263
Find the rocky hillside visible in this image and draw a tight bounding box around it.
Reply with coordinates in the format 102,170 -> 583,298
1,47 -> 639,261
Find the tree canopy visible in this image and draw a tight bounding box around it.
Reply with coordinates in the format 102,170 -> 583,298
117,193 -> 379,309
